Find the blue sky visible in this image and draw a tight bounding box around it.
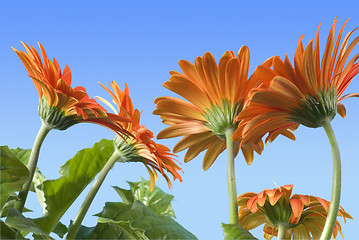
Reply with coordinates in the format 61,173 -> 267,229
1,1 -> 359,239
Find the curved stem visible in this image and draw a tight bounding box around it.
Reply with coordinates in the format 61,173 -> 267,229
277,223 -> 286,240
320,119 -> 341,240
15,122 -> 51,213
225,128 -> 238,224
66,150 -> 121,240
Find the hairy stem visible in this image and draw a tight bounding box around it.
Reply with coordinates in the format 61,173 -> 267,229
277,223 -> 286,240
225,128 -> 238,224
66,150 -> 121,239
15,122 -> 51,213
320,119 -> 341,240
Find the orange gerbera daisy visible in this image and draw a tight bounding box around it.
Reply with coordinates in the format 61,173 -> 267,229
13,42 -> 128,132
153,47 -> 292,169
97,81 -> 183,190
237,185 -> 352,239
233,18 -> 359,143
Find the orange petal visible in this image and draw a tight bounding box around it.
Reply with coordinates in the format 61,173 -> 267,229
173,131 -> 213,153
157,123 -> 209,139
164,76 -> 210,109
202,140 -> 225,170
337,102 -> 346,118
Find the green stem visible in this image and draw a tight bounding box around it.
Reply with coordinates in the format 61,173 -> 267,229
66,150 -> 121,240
320,119 -> 341,240
277,223 -> 286,240
15,122 -> 51,213
225,128 -> 238,224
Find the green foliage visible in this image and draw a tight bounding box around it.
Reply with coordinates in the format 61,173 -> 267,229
1,194 -> 32,218
113,177 -> 175,217
75,223 -> 125,239
52,222 -> 68,238
34,139 -> 115,233
0,146 -> 29,210
75,179 -> 197,240
5,208 -> 52,239
96,201 -> 196,239
0,220 -> 27,240
222,223 -> 258,240
10,147 -> 46,193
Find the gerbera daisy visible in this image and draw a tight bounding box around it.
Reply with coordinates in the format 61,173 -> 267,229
67,81 -> 183,239
13,43 -> 129,213
98,81 -> 183,189
237,185 -> 352,239
233,18 -> 358,238
13,42 -> 128,132
153,48 -> 293,224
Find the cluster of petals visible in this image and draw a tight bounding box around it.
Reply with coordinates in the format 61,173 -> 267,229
154,47 -> 289,168
237,185 -> 352,239
98,81 -> 183,189
233,18 -> 359,145
13,42 -> 129,133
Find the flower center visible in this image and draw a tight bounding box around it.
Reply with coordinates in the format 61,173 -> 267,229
38,97 -> 79,130
289,88 -> 337,128
202,100 -> 243,140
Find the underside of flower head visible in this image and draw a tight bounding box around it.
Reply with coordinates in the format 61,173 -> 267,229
237,185 -> 352,239
97,81 -> 183,190
154,47 -> 277,168
234,18 -> 359,145
13,42 -> 129,134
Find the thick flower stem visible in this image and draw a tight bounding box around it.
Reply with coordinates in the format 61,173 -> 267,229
15,122 -> 51,213
225,128 -> 238,225
66,150 -> 121,240
320,119 -> 341,240
277,223 -> 286,240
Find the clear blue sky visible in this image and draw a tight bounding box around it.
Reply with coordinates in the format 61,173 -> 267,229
1,1 -> 358,239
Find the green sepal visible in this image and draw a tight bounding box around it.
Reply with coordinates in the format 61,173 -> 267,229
113,135 -> 144,163
222,223 -> 258,240
202,99 -> 242,139
38,97 -> 78,130
289,88 -> 337,128
0,146 -> 29,209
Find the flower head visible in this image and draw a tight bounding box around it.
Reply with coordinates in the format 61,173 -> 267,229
97,81 -> 182,190
13,42 -> 129,133
154,47 -> 281,168
237,185 -> 352,239
233,18 -> 358,144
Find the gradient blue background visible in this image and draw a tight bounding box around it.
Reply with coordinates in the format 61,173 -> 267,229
1,1 -> 358,239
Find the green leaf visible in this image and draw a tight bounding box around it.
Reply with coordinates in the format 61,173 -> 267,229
1,194 -> 32,218
52,222 -> 68,238
34,139 -> 115,233
0,146 -> 29,209
0,220 -> 27,239
222,223 -> 258,240
96,200 -> 197,239
10,148 -> 46,193
113,178 -> 175,217
75,223 -> 125,239
5,208 -> 52,239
